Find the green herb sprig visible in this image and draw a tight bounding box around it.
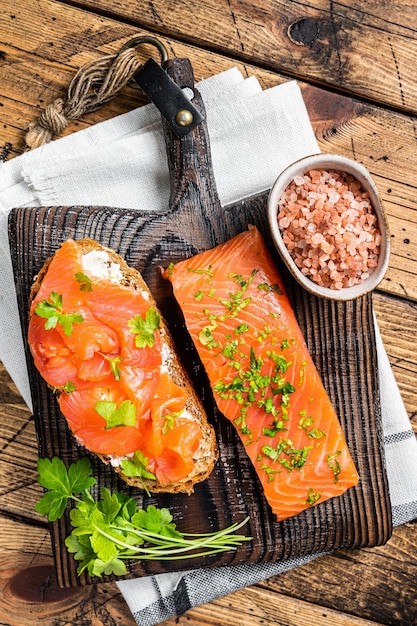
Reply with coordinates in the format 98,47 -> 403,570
35,457 -> 251,578
94,399 -> 136,430
35,292 -> 84,336
128,308 -> 161,348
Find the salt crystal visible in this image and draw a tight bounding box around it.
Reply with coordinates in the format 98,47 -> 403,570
277,167 -> 381,290
294,175 -> 305,186
311,232 -> 324,246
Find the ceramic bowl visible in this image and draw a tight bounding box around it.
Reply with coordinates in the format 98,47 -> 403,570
267,153 -> 390,301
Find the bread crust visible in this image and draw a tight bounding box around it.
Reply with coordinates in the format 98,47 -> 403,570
29,238 -> 218,494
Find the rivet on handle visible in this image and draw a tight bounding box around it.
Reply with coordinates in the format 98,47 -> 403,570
175,109 -> 194,127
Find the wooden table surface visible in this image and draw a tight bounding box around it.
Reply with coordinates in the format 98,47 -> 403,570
1,1 -> 416,624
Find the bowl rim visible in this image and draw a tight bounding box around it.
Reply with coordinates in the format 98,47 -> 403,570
267,153 -> 391,301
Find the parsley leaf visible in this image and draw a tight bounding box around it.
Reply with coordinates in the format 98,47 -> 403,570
128,308 -> 161,348
132,505 -> 181,539
327,451 -> 342,483
95,399 -> 137,429
35,291 -> 84,336
74,272 -> 93,292
35,457 -> 96,521
63,381 -> 76,393
120,451 -> 156,482
120,451 -> 156,495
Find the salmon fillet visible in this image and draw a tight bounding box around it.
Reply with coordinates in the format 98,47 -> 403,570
165,226 -> 359,520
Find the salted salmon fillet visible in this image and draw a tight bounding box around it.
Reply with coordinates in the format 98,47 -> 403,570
28,239 -> 217,494
165,226 -> 359,520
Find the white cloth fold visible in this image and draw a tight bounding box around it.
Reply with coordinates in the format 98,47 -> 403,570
0,67 -> 416,626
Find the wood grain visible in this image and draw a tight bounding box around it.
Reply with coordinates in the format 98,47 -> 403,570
1,1 -> 417,624
0,523 -> 135,626
78,0 -> 417,113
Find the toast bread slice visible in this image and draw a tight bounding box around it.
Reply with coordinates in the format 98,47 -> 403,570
29,238 -> 218,494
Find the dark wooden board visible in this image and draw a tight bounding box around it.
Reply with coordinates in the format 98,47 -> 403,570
8,59 -> 392,588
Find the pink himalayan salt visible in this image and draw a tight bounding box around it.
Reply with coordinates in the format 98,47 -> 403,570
277,168 -> 381,290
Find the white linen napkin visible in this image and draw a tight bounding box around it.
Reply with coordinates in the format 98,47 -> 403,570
1,67 -> 416,626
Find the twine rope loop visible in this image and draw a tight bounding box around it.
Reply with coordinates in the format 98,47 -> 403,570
25,36 -> 168,150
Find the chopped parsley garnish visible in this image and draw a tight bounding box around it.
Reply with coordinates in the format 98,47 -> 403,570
187,265 -> 214,277
213,346 -> 296,437
221,339 -> 239,359
191,267 -> 298,442
194,290 -> 204,301
259,462 -> 282,482
234,407 -> 251,438
100,354 -> 122,381
198,324 -> 219,349
162,410 -> 183,435
257,282 -> 283,295
262,418 -> 288,437
63,381 -> 76,393
128,307 -> 161,348
299,414 -> 326,439
305,488 -> 322,505
216,270 -> 257,320
261,438 -> 312,472
327,451 -> 342,483
267,351 -> 292,373
230,270 -> 258,289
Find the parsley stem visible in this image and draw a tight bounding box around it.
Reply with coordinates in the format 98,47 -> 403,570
128,546 -> 244,561
92,516 -> 251,558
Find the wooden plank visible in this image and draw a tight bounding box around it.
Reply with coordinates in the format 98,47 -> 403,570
0,488 -> 414,625
167,521 -> 417,626
0,518 -> 135,626
0,290 -> 415,523
261,521 -> 417,625
77,0 -> 417,114
0,288 -> 413,523
0,2 -> 416,625
303,84 -> 417,302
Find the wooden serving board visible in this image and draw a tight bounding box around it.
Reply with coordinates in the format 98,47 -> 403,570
8,59 -> 392,588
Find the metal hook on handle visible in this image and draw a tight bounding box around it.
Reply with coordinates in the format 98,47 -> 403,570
119,35 -> 169,65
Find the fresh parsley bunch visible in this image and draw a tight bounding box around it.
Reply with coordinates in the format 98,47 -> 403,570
35,457 -> 250,578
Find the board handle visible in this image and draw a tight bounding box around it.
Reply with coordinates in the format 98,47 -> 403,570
162,58 -> 229,245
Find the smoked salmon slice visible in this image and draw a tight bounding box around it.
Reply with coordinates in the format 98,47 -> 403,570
28,239 -> 217,492
165,226 -> 359,520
